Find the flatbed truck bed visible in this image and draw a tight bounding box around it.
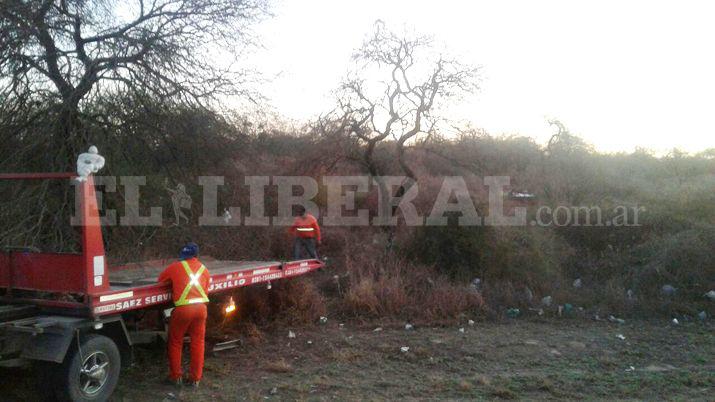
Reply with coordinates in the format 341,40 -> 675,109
93,257 -> 322,316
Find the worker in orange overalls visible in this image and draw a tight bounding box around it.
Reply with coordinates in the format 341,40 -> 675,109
290,205 -> 321,259
158,242 -> 210,387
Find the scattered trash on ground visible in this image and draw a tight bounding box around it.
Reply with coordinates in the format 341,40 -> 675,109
563,303 -> 574,315
529,308 -> 545,316
541,296 -> 553,307
524,287 -> 534,302
697,311 -> 707,321
705,290 -> 715,301
626,289 -> 635,300
319,316 -> 328,324
671,318 -> 679,325
212,339 -> 240,353
608,315 -> 626,324
339,323 -> 345,329
616,334 -> 626,340
625,366 -> 635,372
270,387 -> 278,395
661,284 -> 676,296
549,349 -> 562,357
468,319 -> 475,326
507,308 -> 520,318
573,278 -> 582,289
405,323 -> 414,330
288,330 -> 296,338
306,340 -> 313,345
373,327 -> 383,332
400,346 -> 410,353
643,364 -> 676,372
458,327 -> 465,333
470,278 -> 482,292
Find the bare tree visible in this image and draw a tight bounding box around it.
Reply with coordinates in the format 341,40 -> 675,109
334,22 -> 479,183
0,0 -> 268,165
328,22 -> 479,250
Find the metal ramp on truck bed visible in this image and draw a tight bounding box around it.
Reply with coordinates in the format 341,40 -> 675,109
108,258 -> 283,288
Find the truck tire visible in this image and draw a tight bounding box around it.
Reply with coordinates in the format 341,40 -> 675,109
55,334 -> 121,402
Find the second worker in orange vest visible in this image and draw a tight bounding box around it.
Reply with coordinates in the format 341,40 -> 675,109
158,242 -> 210,387
290,205 -> 321,259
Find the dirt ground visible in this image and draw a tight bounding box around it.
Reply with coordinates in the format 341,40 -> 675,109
2,318 -> 712,401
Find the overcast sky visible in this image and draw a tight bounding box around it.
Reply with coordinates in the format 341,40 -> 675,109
246,0 -> 714,154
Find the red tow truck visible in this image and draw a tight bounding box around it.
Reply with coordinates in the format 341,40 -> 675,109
0,173 -> 323,401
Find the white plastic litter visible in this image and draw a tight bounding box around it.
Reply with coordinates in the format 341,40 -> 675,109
616,334 -> 626,340
625,366 -> 635,372
468,319 -> 475,326
697,311 -> 707,321
661,284 -> 676,296
405,323 -> 414,330
400,346 -> 409,353
573,278 -> 582,289
458,327 -> 465,333
75,145 -> 105,181
705,290 -> 715,301
373,327 -> 383,332
288,330 -> 296,338
524,287 -> 534,302
671,318 -> 679,325
307,340 -> 312,345
541,296 -> 553,307
470,278 -> 482,292
608,315 -> 626,324
319,316 -> 328,324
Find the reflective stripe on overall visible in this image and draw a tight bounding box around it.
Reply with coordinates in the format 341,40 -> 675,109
175,261 -> 209,306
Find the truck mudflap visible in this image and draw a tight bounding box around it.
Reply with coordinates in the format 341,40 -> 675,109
1,315 -> 130,363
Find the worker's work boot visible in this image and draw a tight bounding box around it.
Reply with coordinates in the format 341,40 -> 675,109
165,377 -> 182,386
187,380 -> 200,388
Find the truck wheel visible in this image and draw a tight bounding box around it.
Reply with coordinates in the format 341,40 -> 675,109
55,334 -> 121,402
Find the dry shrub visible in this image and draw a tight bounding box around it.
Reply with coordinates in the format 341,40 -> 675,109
271,278 -> 328,325
238,321 -> 264,346
344,274 -> 408,317
341,252 -> 485,321
232,277 -> 326,327
422,278 -> 485,321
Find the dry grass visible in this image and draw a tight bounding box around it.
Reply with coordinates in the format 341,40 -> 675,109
331,348 -> 363,363
263,358 -> 294,373
340,252 -> 485,321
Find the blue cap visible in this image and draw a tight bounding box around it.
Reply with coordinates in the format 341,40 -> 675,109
179,242 -> 199,260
